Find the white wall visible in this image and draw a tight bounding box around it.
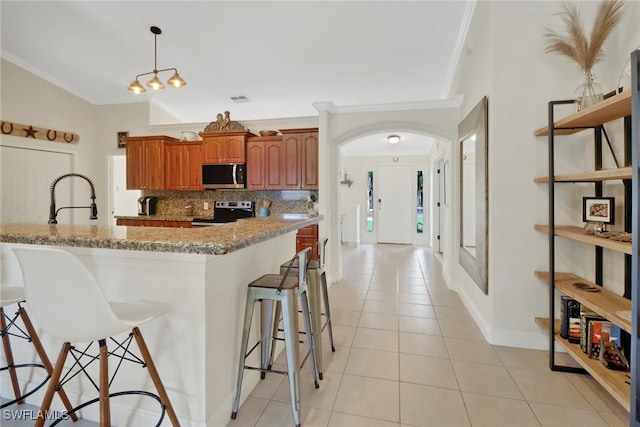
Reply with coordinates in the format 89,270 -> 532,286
0,59 -> 160,226
1,59 -> 102,224
449,1 -> 640,348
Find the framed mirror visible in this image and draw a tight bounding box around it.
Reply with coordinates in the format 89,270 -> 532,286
459,96 -> 488,294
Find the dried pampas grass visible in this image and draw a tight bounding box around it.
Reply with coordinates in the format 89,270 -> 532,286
544,0 -> 625,73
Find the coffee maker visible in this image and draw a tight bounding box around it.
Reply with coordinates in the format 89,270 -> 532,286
137,196 -> 158,216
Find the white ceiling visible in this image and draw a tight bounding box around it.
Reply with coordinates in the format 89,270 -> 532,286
1,0 -> 472,155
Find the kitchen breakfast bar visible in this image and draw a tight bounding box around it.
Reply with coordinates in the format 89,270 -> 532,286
0,214 -> 322,426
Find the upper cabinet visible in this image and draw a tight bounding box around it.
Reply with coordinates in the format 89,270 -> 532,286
165,141 -> 203,190
126,136 -> 178,190
246,136 -> 285,190
200,131 -> 252,164
280,128 -> 319,190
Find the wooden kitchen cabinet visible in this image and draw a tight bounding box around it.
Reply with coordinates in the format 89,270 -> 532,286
126,135 -> 178,190
200,131 -> 252,164
165,141 -> 203,190
280,128 -> 318,190
246,136 -> 285,190
296,224 -> 318,260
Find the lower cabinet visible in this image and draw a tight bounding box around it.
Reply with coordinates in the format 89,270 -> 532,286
116,219 -> 192,228
296,224 -> 318,260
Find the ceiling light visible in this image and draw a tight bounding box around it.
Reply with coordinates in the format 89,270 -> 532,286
388,135 -> 400,144
128,26 -> 186,93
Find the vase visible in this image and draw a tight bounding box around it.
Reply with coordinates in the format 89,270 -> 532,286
575,72 -> 604,112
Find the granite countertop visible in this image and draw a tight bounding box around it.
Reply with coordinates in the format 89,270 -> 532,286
0,215 -> 322,255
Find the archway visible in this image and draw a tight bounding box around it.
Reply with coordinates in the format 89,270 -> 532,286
320,111 -> 458,285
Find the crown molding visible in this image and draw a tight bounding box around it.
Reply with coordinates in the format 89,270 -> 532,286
313,95 -> 463,115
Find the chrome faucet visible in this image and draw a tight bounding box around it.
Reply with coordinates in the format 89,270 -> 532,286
48,173 -> 98,224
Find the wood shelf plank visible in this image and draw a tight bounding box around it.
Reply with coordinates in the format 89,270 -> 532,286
534,224 -> 632,254
534,167 -> 632,183
535,317 -> 630,411
534,91 -> 632,136
534,271 -> 632,333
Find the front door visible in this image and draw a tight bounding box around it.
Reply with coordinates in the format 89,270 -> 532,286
377,165 -> 413,244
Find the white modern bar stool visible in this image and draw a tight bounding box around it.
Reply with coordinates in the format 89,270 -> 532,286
12,246 -> 180,427
231,248 -> 318,427
0,285 -> 77,418
271,238 -> 335,379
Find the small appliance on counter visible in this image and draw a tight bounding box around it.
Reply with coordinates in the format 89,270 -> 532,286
137,196 -> 158,216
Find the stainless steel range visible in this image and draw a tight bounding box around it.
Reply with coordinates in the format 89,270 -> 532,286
192,201 -> 255,227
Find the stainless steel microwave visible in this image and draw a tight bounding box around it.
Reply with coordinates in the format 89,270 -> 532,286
202,163 -> 246,189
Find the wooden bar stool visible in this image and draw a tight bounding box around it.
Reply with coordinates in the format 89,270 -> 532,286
231,248 -> 318,427
270,238 -> 335,379
0,286 -> 77,418
12,246 -> 180,427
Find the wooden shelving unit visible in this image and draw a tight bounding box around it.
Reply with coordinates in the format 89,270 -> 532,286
534,86 -> 634,414
534,225 -> 632,255
534,91 -> 631,136
534,166 -> 632,183
535,317 -> 630,411
535,271 -> 632,332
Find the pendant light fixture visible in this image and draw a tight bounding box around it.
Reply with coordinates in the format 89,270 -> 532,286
128,26 -> 186,94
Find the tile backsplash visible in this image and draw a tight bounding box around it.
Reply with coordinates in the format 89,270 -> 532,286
143,189 -> 319,217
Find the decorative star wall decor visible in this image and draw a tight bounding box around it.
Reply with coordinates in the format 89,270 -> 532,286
0,120 -> 79,144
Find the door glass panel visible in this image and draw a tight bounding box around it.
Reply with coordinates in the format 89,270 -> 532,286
417,170 -> 423,233
366,171 -> 374,232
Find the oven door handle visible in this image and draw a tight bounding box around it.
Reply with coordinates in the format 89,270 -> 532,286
232,164 -> 238,186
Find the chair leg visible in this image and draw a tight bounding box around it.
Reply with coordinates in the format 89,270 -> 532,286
307,270 -> 323,379
98,339 -> 110,427
267,301 -> 281,370
132,327 -> 181,427
320,271 -> 336,352
0,307 -> 23,404
299,290 -> 319,389
260,299 -> 275,376
18,307 -> 78,421
281,293 -> 302,427
231,291 -> 256,420
35,342 -> 70,427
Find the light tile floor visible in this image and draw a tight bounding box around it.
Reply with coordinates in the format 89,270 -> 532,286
2,244 -> 630,426
229,244 -> 629,427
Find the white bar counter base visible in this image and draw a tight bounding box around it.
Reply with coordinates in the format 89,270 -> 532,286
0,215 -> 322,426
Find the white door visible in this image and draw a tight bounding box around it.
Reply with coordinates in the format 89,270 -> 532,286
377,165 -> 413,244
1,146 -> 72,224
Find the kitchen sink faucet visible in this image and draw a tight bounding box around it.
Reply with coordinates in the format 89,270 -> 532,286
48,173 -> 98,224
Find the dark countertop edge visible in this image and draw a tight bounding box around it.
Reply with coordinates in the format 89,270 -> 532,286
0,216 -> 322,256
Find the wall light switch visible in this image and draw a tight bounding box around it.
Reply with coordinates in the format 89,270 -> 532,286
204,201 -> 209,210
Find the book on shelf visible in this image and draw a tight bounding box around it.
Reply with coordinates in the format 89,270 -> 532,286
598,323 -> 630,371
560,296 -> 581,343
587,318 -> 611,359
580,311 -> 605,353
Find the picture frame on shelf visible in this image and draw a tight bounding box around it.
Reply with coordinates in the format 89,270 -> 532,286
583,197 -> 615,224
